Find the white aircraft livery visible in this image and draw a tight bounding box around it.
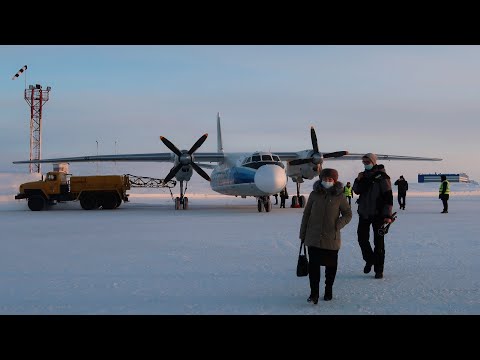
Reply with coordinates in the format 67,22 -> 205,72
13,113 -> 442,212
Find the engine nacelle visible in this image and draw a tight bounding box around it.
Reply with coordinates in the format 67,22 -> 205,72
287,162 -> 321,182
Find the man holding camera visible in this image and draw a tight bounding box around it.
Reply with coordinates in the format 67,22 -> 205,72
352,153 -> 393,279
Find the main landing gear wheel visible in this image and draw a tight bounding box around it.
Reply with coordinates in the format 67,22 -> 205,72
291,195 -> 306,208
174,196 -> 189,210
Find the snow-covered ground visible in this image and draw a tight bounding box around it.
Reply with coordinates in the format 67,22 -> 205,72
1,173 -> 479,314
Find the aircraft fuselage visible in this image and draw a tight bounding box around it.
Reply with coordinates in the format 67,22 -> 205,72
210,151 -> 287,197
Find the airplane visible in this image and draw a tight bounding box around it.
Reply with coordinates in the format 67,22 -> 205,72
13,113 -> 442,212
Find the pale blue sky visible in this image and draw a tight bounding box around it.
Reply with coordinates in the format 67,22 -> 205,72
1,45 -> 479,182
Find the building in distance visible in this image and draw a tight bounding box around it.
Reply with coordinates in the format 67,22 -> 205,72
418,173 -> 470,183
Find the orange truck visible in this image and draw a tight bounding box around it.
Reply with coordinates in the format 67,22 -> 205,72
15,171 -> 131,211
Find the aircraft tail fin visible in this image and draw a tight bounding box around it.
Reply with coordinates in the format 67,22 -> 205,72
217,112 -> 224,153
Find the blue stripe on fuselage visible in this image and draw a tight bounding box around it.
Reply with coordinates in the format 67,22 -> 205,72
232,167 -> 255,184
211,166 -> 255,187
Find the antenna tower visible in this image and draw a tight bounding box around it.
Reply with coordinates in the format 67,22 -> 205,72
24,84 -> 51,173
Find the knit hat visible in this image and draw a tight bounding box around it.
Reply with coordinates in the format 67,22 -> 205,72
362,153 -> 377,165
319,168 -> 339,182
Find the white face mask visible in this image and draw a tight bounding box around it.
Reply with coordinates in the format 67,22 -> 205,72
364,164 -> 373,170
322,181 -> 334,189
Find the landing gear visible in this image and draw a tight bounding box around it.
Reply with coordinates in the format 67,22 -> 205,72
174,180 -> 190,210
291,182 -> 306,208
257,196 -> 272,212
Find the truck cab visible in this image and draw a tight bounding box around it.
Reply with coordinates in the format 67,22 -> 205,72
45,171 -> 69,195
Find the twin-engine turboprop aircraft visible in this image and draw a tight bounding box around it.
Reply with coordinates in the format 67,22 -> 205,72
13,113 -> 442,212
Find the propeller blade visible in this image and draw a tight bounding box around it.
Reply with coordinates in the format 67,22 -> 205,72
191,162 -> 211,182
188,133 -> 208,155
310,126 -> 319,154
163,163 -> 183,183
160,136 -> 182,157
289,158 -> 313,166
323,151 -> 349,158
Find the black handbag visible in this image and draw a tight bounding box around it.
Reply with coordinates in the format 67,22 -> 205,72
296,242 -> 309,277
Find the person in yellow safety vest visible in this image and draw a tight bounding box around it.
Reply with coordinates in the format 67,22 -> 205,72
439,175 -> 450,213
343,181 -> 353,206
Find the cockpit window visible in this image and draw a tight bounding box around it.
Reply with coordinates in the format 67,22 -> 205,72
261,155 -> 273,161
273,155 -> 280,161
252,155 -> 260,162
242,157 -> 252,165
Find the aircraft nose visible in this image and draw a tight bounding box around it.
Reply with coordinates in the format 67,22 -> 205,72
254,164 -> 287,194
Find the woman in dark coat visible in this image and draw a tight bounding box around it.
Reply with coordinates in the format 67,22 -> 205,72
299,168 -> 352,304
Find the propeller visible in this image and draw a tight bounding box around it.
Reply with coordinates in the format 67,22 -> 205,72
289,126 -> 348,166
160,133 -> 211,183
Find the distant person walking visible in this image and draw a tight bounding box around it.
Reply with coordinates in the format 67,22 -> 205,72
343,181 -> 353,205
352,153 -> 393,280
299,168 -> 352,304
279,187 -> 288,208
394,175 -> 408,210
439,175 -> 450,213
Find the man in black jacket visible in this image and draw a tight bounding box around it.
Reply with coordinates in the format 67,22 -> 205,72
279,187 -> 288,208
394,175 -> 408,210
353,153 -> 393,279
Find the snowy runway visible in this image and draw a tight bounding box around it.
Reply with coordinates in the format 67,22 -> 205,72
1,193 -> 479,314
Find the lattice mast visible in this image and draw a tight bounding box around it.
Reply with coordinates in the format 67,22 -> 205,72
24,84 -> 51,173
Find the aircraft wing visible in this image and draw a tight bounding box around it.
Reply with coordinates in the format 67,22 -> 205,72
12,152 -> 226,164
272,152 -> 441,162
328,153 -> 442,161
271,152 -> 305,162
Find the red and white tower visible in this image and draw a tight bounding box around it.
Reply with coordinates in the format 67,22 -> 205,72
24,84 -> 51,173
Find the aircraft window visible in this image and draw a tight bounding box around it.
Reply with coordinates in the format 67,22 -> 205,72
252,155 -> 260,162
242,157 -> 252,165
261,155 -> 273,161
273,155 -> 280,161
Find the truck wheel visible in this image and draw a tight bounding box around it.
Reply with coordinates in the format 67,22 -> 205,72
80,195 -> 97,210
115,197 -> 122,208
28,195 -> 45,211
102,193 -> 118,210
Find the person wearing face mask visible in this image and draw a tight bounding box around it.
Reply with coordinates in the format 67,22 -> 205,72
353,153 -> 393,279
299,168 -> 352,304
